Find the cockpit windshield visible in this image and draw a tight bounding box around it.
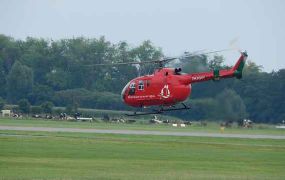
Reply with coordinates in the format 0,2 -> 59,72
121,82 -> 130,100
129,82 -> 136,95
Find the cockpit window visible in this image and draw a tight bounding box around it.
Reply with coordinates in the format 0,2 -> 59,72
128,82 -> 136,95
138,80 -> 144,90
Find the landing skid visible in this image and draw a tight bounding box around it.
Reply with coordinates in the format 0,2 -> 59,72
125,103 -> 190,116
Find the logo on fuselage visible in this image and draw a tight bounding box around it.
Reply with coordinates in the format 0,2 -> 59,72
160,85 -> 170,98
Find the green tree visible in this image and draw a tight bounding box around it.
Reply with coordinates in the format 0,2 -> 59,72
130,40 -> 163,75
18,99 -> 31,114
214,89 -> 247,121
182,98 -> 216,120
0,34 -> 21,73
178,55 -> 209,73
209,55 -> 225,70
19,37 -> 51,84
46,69 -> 71,91
7,61 -> 33,103
267,69 -> 285,123
0,97 -> 5,110
28,85 -> 54,105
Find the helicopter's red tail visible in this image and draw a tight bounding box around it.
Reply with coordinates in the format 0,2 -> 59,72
187,51 -> 248,84
231,51 -> 248,79
216,51 -> 248,80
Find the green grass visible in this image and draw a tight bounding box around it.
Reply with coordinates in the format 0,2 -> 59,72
1,130 -> 285,180
0,117 -> 285,135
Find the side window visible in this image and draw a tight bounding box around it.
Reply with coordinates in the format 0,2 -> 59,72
146,80 -> 150,87
128,82 -> 136,95
138,80 -> 144,90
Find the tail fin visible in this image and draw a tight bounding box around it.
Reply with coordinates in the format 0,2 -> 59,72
232,51 -> 248,79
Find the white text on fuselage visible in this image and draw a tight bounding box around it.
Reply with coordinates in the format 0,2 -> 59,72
128,95 -> 156,99
191,76 -> 206,81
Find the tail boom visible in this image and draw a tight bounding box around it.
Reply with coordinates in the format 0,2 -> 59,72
185,51 -> 248,84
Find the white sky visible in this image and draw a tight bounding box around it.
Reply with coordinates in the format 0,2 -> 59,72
0,0 -> 284,72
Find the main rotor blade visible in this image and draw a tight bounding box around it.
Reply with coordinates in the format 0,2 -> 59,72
83,60 -> 159,66
182,48 -> 234,59
82,48 -> 233,67
83,57 -> 177,67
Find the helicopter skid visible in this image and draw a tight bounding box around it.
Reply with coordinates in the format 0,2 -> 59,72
125,103 -> 190,116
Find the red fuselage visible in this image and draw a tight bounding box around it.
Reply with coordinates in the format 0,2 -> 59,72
121,68 -> 192,107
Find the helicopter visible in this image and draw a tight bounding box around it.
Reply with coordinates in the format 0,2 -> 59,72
93,50 -> 248,116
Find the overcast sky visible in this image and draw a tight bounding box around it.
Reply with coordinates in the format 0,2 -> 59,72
0,0 -> 284,72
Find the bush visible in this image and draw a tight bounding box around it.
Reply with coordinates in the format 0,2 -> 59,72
41,101 -> 54,114
30,106 -> 43,114
65,102 -> 79,115
53,88 -> 125,110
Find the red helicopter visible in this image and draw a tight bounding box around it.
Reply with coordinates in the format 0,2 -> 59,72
95,50 -> 248,116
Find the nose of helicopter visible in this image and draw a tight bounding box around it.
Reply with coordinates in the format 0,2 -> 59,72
121,89 -> 126,101
121,82 -> 129,101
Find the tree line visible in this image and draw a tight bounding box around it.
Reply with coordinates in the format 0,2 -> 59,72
0,34 -> 284,123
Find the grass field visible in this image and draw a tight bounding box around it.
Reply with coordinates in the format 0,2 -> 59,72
1,130 -> 285,180
1,118 -> 285,179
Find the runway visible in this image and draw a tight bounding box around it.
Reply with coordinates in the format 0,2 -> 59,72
0,125 -> 285,139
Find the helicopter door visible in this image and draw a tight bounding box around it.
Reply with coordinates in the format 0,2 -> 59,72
128,82 -> 136,95
164,70 -> 169,85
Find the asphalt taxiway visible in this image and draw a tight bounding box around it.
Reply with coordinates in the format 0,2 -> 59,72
0,125 -> 285,139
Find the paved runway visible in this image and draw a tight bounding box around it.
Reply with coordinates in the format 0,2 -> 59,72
0,125 -> 285,139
